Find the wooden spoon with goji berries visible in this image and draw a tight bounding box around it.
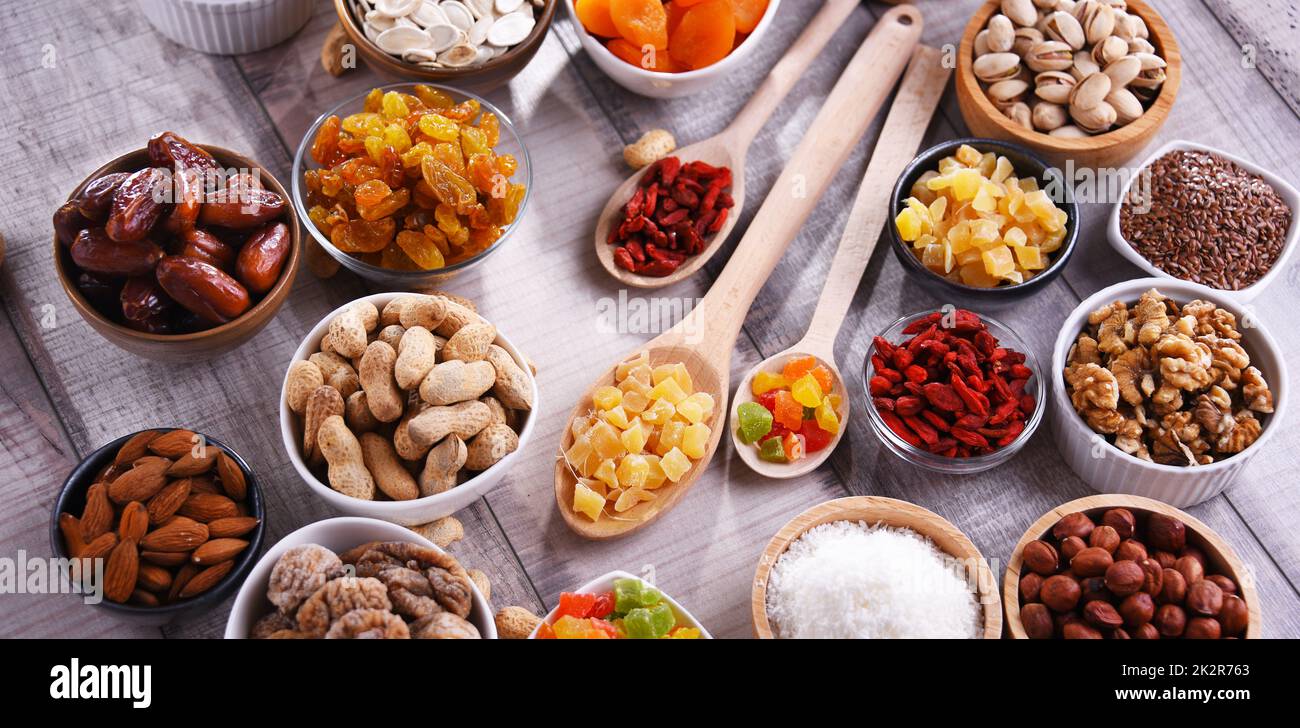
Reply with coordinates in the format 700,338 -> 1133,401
593,0 -> 867,289
730,48 -> 949,479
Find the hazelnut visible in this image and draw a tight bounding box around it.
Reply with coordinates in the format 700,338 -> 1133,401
1089,525 -> 1121,553
1132,622 -> 1160,640
1147,513 -> 1186,552
1104,559 -> 1144,597
1081,576 -> 1111,604
1063,622 -> 1104,639
1120,592 -> 1155,627
1207,574 -> 1237,595
1154,604 -> 1187,637
1179,546 -> 1207,569
1153,550 -> 1178,569
1115,539 -> 1147,563
1041,574 -> 1082,613
1060,535 -> 1086,561
1218,595 -> 1249,636
1020,572 -> 1044,603
1186,580 -> 1224,617
1110,627 -> 1131,639
1138,558 -> 1164,596
1161,568 -> 1187,604
1052,512 -> 1095,541
1102,508 -> 1136,538
1175,555 -> 1204,585
1021,602 -> 1054,639
1054,611 -> 1081,636
1185,616 -> 1221,640
1083,600 -> 1124,629
1070,547 -> 1114,577
1023,540 -> 1060,576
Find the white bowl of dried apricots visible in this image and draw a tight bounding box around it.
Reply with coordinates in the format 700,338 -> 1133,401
292,83 -> 531,287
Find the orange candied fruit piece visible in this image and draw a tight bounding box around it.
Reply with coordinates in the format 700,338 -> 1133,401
730,0 -> 768,34
809,365 -> 833,394
606,38 -> 680,72
576,0 -> 620,37
781,355 -> 816,382
669,0 -> 735,70
610,0 -> 669,50
773,390 -> 803,431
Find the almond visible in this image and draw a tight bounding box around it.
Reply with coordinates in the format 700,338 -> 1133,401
216,451 -> 247,501
104,539 -> 139,603
115,430 -> 162,465
178,492 -> 238,523
192,538 -> 249,565
147,429 -> 199,459
178,560 -> 234,599
107,456 -> 171,503
140,516 -> 208,552
207,516 -> 259,538
189,475 -> 221,494
167,563 -> 199,603
167,449 -> 217,477
147,478 -> 191,525
80,483 -> 114,540
80,532 -> 119,561
141,550 -> 189,567
136,563 -> 173,592
118,501 -> 149,542
131,590 -> 159,607
59,513 -> 84,557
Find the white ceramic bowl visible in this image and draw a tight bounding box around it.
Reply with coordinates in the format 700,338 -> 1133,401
1107,139 -> 1300,304
564,0 -> 781,98
281,292 -> 539,526
138,0 -> 314,55
224,516 -> 497,638
1050,278 -> 1288,507
527,570 -> 712,638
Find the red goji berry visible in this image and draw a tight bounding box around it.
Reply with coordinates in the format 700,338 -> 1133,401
904,365 -> 928,384
921,409 -> 951,433
881,411 -> 923,448
613,247 -> 636,272
873,397 -> 896,412
950,427 -> 989,448
894,395 -> 924,417
902,415 -> 940,449
868,376 -> 893,396
892,348 -> 914,370
922,383 -> 963,412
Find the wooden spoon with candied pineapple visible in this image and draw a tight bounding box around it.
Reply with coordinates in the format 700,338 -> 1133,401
557,5 -> 924,539
730,46 -> 950,480
594,0 -> 870,289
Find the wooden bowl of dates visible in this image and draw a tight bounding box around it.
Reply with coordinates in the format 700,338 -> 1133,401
1004,494 -> 1260,639
955,0 -> 1181,169
53,141 -> 300,363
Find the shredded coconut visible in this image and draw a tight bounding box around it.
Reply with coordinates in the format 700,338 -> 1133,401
766,520 -> 981,639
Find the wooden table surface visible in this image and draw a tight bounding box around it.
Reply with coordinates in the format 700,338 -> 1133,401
1,0 -> 1297,638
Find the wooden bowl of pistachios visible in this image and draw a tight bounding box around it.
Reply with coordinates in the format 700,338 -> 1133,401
956,0 -> 1181,169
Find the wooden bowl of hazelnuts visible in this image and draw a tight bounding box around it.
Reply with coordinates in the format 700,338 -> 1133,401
1003,494 -> 1260,639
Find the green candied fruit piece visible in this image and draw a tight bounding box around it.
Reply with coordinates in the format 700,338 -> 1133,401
613,578 -> 642,614
639,585 -> 662,607
736,401 -> 773,444
623,607 -> 656,639
758,436 -> 787,463
648,603 -> 675,637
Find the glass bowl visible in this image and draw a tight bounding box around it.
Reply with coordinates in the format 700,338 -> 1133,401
863,309 -> 1046,474
291,83 -> 532,288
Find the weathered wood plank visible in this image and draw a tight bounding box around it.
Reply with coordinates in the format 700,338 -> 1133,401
1204,0 -> 1300,118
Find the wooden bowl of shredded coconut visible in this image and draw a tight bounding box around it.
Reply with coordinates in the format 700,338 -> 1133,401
752,496 -> 1002,639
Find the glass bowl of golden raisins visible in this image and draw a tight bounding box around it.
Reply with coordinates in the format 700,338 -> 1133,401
292,83 -> 532,286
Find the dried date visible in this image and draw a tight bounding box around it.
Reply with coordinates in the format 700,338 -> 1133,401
120,276 -> 176,334
53,202 -> 90,247
147,131 -> 219,174
76,271 -> 124,313
106,168 -> 170,242
155,255 -> 250,325
235,222 -> 290,295
178,228 -> 237,271
74,172 -> 130,221
71,228 -> 164,277
199,188 -> 285,229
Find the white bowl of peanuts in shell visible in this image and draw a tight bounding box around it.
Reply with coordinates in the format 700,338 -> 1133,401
281,291 -> 538,526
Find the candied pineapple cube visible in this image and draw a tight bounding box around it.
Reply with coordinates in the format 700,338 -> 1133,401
595,459 -> 619,490
602,405 -> 631,430
676,398 -> 705,425
621,389 -> 650,414
815,398 -> 840,435
643,455 -> 666,489
946,221 -> 973,254
895,207 -> 923,242
587,421 -> 624,460
644,424 -> 660,455
573,481 -> 605,521
1040,227 -> 1066,254
960,261 -> 1001,288
614,487 -> 654,513
1013,245 -> 1045,270
617,454 -> 651,489
977,152 -> 997,177
621,418 -> 646,454
971,186 -> 996,213
656,420 -> 685,456
681,423 -> 711,459
642,398 -> 676,425
660,447 -> 692,482
565,437 -> 593,471
1003,226 -> 1027,247
618,375 -> 651,397
955,144 -> 982,167
616,351 -> 649,381
592,386 -> 623,411
982,246 -> 1015,277
648,378 -> 688,405
910,171 -> 939,205
682,392 -> 714,420
949,168 -> 983,201
992,156 -> 1015,184
969,219 -> 1000,248
928,196 -> 948,223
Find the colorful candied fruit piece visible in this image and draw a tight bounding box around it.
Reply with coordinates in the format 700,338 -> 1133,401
800,419 -> 833,453
752,370 -> 787,396
736,401 -> 773,444
558,591 -> 599,620
814,397 -> 840,435
790,373 -> 824,408
757,435 -> 786,463
782,431 -> 806,462
773,390 -> 803,430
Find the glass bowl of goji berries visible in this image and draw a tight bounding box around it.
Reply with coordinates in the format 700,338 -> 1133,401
864,308 -> 1044,474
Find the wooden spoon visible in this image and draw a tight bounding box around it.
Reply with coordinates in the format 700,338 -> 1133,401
556,4 -> 925,540
729,47 -> 951,479
594,0 -> 872,289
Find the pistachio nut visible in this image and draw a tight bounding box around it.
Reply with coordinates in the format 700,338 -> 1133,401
1050,124 -> 1088,138
1056,0 -> 1077,11
1069,71 -> 1112,109
1129,65 -> 1166,91
1112,12 -> 1135,40
975,29 -> 992,57
973,52 -> 1022,82
1032,102 -> 1069,131
1130,84 -> 1158,104
1003,101 -> 1033,130
1082,2 -> 1116,45
1013,27 -> 1045,56
989,78 -> 1030,105
1103,0 -> 1128,11
1133,52 -> 1167,71
1128,37 -> 1155,55
1072,50 -> 1100,81
1131,11 -> 1149,38
987,14 -> 1015,53
1044,11 -> 1085,50
1002,0 -> 1038,27
1103,54 -> 1141,87
1070,99 -> 1117,132
1025,40 -> 1074,72
1106,86 -> 1143,125
1031,0 -> 1057,8
1034,12 -> 1052,34
1034,70 -> 1077,104
1092,35 -> 1129,66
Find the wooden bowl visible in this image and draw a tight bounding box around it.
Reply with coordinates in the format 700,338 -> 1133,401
1004,494 -> 1262,639
752,496 -> 1002,639
955,0 -> 1181,168
53,145 -> 301,363
334,0 -> 557,93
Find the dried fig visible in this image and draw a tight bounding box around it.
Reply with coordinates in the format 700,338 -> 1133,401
296,576 -> 392,637
410,611 -> 481,639
267,543 -> 343,616
324,608 -> 409,639
155,255 -> 250,325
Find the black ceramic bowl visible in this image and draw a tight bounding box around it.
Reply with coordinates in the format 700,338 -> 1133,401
49,429 -> 265,625
888,138 -> 1080,301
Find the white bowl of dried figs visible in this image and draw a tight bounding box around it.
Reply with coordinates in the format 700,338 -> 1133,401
224,516 -> 496,638
280,291 -> 538,526
1051,278 -> 1287,507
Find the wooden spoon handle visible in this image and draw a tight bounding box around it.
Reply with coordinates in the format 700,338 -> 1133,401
802,46 -> 951,353
723,0 -> 865,151
690,4 -> 924,358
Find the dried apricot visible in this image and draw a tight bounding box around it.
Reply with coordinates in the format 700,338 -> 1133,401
610,0 -> 669,50
576,0 -> 620,37
729,0 -> 767,34
607,38 -> 680,72
669,0 -> 735,70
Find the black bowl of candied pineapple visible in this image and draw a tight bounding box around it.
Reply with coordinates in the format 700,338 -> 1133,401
293,83 -> 532,288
